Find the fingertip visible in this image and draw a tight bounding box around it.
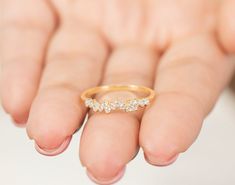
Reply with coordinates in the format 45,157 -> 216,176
140,135 -> 180,166
79,113 -> 139,181
26,87 -> 84,150
27,121 -> 71,151
80,140 -> 127,182
1,85 -> 30,124
0,63 -> 40,124
140,93 -> 204,167
82,151 -> 126,185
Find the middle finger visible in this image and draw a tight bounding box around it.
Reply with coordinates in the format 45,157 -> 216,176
80,45 -> 158,184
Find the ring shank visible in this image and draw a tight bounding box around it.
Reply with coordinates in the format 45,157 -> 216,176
81,84 -> 155,101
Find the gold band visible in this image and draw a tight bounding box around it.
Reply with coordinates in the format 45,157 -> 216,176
81,84 -> 155,113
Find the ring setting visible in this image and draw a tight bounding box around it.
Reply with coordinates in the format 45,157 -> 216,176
81,85 -> 155,113
85,98 -> 150,113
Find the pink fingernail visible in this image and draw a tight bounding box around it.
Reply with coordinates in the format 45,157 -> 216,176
145,153 -> 179,167
11,117 -> 27,128
86,167 -> 126,185
34,136 -> 72,156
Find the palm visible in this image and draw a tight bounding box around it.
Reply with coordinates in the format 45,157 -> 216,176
1,0 -> 235,184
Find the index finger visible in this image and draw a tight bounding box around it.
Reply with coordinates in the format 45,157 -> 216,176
0,0 -> 56,124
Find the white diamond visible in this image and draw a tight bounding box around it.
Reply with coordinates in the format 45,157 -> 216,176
125,105 -> 136,112
130,99 -> 138,106
125,106 -> 132,112
126,99 -> 138,111
118,101 -> 126,110
85,98 -> 93,108
101,101 -> 112,113
110,102 -> 117,110
92,101 -> 100,112
101,100 -> 108,107
104,106 -> 111,113
125,106 -> 131,112
139,98 -> 149,107
143,99 -> 150,105
110,100 -> 124,110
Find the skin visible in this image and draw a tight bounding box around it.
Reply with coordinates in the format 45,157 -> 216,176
1,0 -> 235,184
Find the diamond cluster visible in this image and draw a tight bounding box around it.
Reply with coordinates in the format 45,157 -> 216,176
85,98 -> 150,113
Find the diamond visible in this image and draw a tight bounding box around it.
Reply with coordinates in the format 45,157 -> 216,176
85,98 -> 150,113
85,98 -> 93,108
101,100 -> 112,113
92,100 -> 100,112
125,105 -> 136,112
111,100 -> 123,110
124,99 -> 138,112
110,102 -> 117,110
139,98 -> 149,107
130,99 -> 138,106
104,106 -> 111,113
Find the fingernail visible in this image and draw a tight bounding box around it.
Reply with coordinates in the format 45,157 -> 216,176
12,121 -> 26,128
145,153 -> 179,167
34,136 -> 72,156
86,167 -> 126,185
11,117 -> 27,128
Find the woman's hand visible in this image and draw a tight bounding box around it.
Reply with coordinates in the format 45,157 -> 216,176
1,0 -> 235,184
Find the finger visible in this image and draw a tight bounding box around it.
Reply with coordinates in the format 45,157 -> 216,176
80,46 -> 158,184
218,0 -> 235,53
0,0 -> 56,124
26,24 -> 108,155
140,34 -> 235,166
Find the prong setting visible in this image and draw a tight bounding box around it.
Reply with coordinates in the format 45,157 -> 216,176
84,98 -> 151,113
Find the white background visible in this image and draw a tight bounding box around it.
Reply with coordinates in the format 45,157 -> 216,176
0,89 -> 235,185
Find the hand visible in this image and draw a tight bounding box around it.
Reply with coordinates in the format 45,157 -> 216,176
1,0 -> 235,184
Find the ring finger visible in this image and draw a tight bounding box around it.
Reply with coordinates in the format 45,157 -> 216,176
79,45 -> 158,184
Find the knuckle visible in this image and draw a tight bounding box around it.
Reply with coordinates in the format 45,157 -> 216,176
2,3 -> 55,34
36,133 -> 65,150
47,49 -> 85,64
3,16 -> 53,34
27,117 -> 68,149
40,82 -> 80,97
47,26 -> 108,62
158,58 -> 219,112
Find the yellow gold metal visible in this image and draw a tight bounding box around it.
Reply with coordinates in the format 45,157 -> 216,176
81,84 -> 155,113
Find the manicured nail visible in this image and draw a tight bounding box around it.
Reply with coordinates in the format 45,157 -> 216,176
86,167 -> 126,185
144,153 -> 179,167
34,136 -> 72,156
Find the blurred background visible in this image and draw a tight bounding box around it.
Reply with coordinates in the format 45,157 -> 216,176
0,77 -> 234,185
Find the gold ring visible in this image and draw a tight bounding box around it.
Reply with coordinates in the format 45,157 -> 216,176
81,84 -> 155,113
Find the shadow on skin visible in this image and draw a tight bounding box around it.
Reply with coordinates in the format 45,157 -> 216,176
230,74 -> 235,94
